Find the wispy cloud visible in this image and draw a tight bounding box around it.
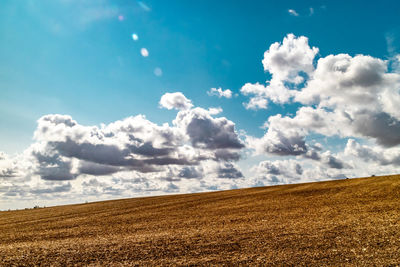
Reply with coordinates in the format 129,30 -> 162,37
385,31 -> 398,55
27,0 -> 121,34
288,9 -> 299,16
207,88 -> 233,99
137,1 -> 151,12
68,2 -> 119,28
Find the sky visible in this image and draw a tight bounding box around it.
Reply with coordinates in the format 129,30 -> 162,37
1,0 -> 400,210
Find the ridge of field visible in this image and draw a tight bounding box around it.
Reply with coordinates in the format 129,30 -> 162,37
1,175 -> 399,266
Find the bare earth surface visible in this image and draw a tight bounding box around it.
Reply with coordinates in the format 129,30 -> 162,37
1,175 -> 400,266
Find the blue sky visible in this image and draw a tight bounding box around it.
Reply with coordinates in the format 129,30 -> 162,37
1,0 -> 400,209
2,0 -> 398,153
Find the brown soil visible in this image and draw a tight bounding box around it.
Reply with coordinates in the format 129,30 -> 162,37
1,175 -> 400,266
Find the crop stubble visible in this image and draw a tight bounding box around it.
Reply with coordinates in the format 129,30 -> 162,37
1,175 -> 399,265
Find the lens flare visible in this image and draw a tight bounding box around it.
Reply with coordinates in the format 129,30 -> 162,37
154,67 -> 162,77
140,48 -> 149,57
132,33 -> 139,41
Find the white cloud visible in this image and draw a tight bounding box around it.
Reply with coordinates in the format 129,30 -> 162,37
173,107 -> 244,150
0,93 -> 246,206
3,33 -> 400,208
242,34 -> 400,153
295,54 -> 390,107
392,54 -> 400,73
247,124 -> 307,156
0,153 -> 18,178
345,139 -> 400,166
294,54 -> 400,147
159,92 -> 193,110
319,151 -> 349,169
242,95 -> 269,110
207,87 -> 233,99
240,33 -> 400,188
247,159 -> 348,186
208,161 -> 243,179
241,34 -> 318,109
262,34 -> 318,82
241,81 -> 294,109
208,107 -> 223,115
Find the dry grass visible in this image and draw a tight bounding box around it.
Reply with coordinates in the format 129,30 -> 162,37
1,175 -> 400,266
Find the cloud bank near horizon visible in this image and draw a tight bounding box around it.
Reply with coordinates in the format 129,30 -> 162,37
0,93 -> 246,206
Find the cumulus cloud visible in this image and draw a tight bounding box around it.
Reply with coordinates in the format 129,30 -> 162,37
0,152 -> 22,179
243,34 -> 400,166
174,107 -> 244,150
393,55 -> 400,72
295,54 -> 392,106
238,33 -> 400,188
215,162 -> 243,179
345,139 -> 400,166
0,92 -> 247,205
30,114 -> 182,177
0,167 -> 17,178
78,161 -> 121,176
242,94 -> 269,110
30,183 -> 71,195
241,33 -> 400,130
262,33 -> 318,82
74,160 -> 245,201
241,82 -> 293,109
241,34 -> 318,109
319,151 -> 348,169
29,105 -> 243,182
178,166 -> 202,179
251,160 -> 303,185
32,149 -> 77,181
207,87 -> 233,98
247,126 -> 307,156
200,161 -> 243,179
293,54 -> 400,147
248,158 -> 351,187
3,33 -> 400,208
160,92 -> 193,110
208,107 -> 223,115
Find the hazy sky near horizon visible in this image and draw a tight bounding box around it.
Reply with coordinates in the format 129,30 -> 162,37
1,0 -> 400,209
